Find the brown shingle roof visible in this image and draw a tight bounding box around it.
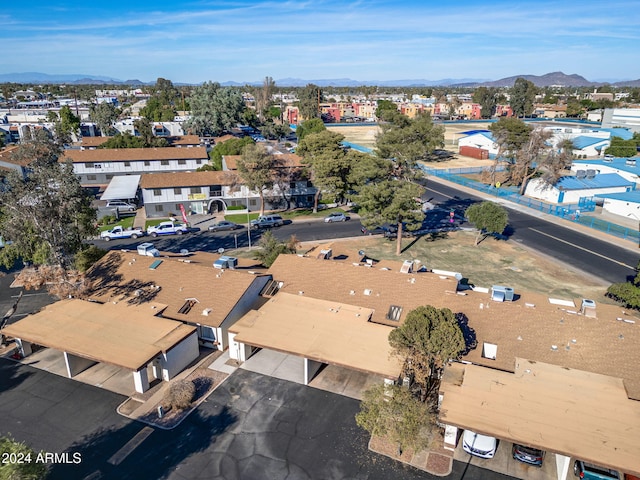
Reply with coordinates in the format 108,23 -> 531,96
267,254 -> 640,399
139,170 -> 240,189
2,299 -> 195,371
223,153 -> 303,171
61,146 -> 208,163
0,146 -> 28,167
86,250 -> 268,328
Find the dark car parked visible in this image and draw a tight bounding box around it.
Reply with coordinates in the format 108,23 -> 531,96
512,444 -> 545,467
208,221 -> 243,232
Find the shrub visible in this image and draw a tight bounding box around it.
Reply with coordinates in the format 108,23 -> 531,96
166,379 -> 196,410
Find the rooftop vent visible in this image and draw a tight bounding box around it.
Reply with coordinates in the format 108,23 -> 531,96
576,170 -> 587,179
386,305 -> 403,322
364,289 -> 372,296
586,169 -> 596,179
400,260 -> 413,274
626,158 -> 636,166
317,248 -> 332,260
581,298 -> 597,318
482,342 -> 497,360
491,285 -> 514,302
178,298 -> 198,314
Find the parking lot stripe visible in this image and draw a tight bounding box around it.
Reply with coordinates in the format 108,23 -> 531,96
107,426 -> 154,466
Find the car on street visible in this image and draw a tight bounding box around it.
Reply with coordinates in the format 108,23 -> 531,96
462,430 -> 497,459
105,200 -> 137,212
251,215 -> 284,229
147,221 -> 191,237
512,443 -> 545,467
208,221 -> 244,232
100,225 -> 145,241
324,212 -> 348,223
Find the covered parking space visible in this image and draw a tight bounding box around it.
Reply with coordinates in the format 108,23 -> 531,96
228,292 -> 403,396
438,358 -> 640,480
100,174 -> 141,202
3,299 -> 199,394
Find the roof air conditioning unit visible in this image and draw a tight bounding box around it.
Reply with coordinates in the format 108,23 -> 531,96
491,285 -> 515,302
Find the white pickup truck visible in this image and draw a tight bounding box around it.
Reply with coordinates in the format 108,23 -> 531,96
146,221 -> 190,237
100,225 -> 145,241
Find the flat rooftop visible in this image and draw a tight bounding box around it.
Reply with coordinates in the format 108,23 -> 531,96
229,292 -> 403,378
267,254 -> 640,399
439,359 -> 640,476
3,299 -> 195,371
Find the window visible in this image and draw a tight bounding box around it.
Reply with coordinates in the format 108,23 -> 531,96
86,174 -> 97,181
386,305 -> 403,322
249,199 -> 257,206
106,174 -> 113,180
196,159 -> 203,164
175,204 -> 182,211
306,181 -> 313,188
190,187 -> 200,194
124,161 -> 131,167
197,325 -> 216,341
144,160 -> 151,166
154,205 -> 164,212
161,160 -> 170,166
85,162 -> 94,168
174,188 -> 182,195
289,182 -> 296,189
153,189 -> 162,196
177,159 -> 186,165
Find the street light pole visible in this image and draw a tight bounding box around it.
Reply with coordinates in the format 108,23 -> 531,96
246,191 -> 252,250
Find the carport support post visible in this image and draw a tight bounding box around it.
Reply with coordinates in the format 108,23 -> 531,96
556,454 -> 570,480
14,338 -> 32,357
133,367 -> 150,393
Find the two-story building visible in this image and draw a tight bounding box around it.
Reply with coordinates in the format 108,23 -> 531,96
61,146 -> 209,187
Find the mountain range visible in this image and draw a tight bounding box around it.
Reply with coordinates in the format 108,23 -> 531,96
0,71 -> 638,88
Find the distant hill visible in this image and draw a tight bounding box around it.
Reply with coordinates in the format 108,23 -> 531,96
0,72 -> 142,85
475,71 -> 593,87
1,71 -> 639,87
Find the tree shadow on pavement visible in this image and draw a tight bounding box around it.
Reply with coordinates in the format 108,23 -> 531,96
48,406 -> 237,480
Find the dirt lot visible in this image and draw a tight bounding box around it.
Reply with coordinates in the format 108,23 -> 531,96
299,230 -> 610,303
327,123 -> 496,169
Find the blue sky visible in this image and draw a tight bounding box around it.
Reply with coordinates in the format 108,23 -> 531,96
3,0 -> 639,84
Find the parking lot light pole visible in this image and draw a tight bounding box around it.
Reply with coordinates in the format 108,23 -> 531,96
246,192 -> 252,250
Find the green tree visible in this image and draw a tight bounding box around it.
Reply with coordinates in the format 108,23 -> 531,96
255,76 -> 276,120
472,87 -> 499,118
295,117 -> 326,140
49,105 -> 81,144
605,137 -> 638,158
139,96 -> 176,122
296,130 -> 350,211
375,112 -> 445,180
89,102 -> 119,136
0,130 -> 96,270
510,78 -> 537,117
607,260 -> 640,309
388,305 -> 466,401
184,82 -> 244,136
566,96 -> 584,117
98,132 -> 146,149
298,83 -> 322,120
253,231 -> 298,267
0,435 -> 47,480
355,383 -> 432,454
465,201 -> 509,245
375,99 -> 399,122
200,136 -> 254,171
237,143 -> 277,215
356,180 -> 424,255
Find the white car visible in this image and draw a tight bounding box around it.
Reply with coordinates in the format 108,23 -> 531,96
462,430 -> 497,459
147,221 -> 189,237
105,200 -> 137,212
324,212 -> 347,223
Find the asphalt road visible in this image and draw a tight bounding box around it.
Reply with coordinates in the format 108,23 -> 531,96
424,180 -> 640,284
0,362 -> 516,480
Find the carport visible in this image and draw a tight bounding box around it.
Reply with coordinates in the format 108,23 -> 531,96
3,299 -> 199,393
438,358 -> 640,479
100,174 -> 141,201
228,292 -> 403,387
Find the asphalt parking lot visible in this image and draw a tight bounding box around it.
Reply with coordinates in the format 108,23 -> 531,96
0,362 -> 517,480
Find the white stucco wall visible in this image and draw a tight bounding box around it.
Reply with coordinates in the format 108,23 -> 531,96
601,197 -> 640,218
161,331 -> 199,381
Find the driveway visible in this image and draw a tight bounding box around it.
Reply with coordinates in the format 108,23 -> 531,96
0,361 -> 517,480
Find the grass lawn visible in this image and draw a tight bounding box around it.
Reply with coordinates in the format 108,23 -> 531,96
224,212 -> 260,224
97,216 -> 135,232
